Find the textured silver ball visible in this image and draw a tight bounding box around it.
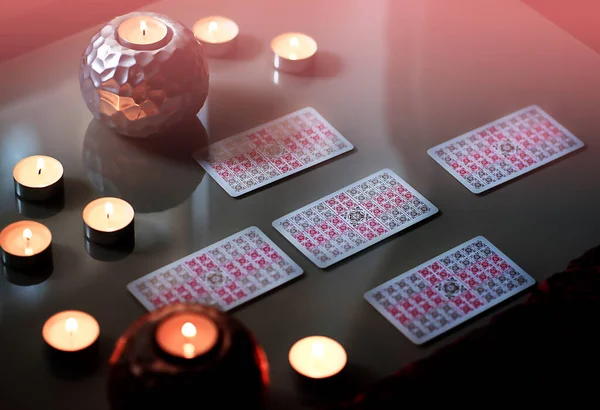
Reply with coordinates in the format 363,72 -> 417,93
79,12 -> 209,138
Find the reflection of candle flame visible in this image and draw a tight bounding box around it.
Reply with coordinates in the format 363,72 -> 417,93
36,157 -> 44,175
183,343 -> 195,358
312,342 -> 324,359
290,36 -> 300,48
208,21 -> 218,33
140,20 -> 148,36
65,317 -> 78,335
289,53 -> 298,60
105,202 -> 114,220
181,322 -> 197,338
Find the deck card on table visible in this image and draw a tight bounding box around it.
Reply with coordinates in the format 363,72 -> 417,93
272,169 -> 439,268
428,105 -> 584,194
128,227 -> 303,312
364,236 -> 535,344
195,107 -> 354,197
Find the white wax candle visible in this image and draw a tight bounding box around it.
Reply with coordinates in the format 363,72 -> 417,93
13,156 -> 63,189
289,336 -> 347,379
155,312 -> 219,359
117,16 -> 169,49
43,310 -> 100,352
193,16 -> 239,44
0,221 -> 52,257
271,32 -> 317,62
83,197 -> 134,233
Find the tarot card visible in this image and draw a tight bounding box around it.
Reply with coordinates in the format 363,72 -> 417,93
195,107 -> 354,197
428,105 -> 584,193
128,227 -> 303,311
364,236 -> 535,344
272,169 -> 438,268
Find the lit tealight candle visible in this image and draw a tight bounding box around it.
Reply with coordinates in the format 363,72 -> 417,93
193,16 -> 239,56
43,310 -> 100,352
289,336 -> 347,379
271,32 -> 317,73
83,197 -> 135,246
117,15 -> 172,50
13,155 -> 64,202
0,220 -> 53,273
155,312 -> 220,359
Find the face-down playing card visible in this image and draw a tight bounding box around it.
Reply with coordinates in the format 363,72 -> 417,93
428,105 -> 584,194
364,236 -> 535,344
128,227 -> 303,311
272,169 -> 439,268
195,107 -> 354,197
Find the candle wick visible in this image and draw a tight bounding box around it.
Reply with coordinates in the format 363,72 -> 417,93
38,168 -> 42,175
143,29 -> 146,36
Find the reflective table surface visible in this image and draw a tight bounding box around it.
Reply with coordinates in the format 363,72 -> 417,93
1,0 -> 599,408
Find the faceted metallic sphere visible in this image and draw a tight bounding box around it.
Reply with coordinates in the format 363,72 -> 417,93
79,12 -> 209,138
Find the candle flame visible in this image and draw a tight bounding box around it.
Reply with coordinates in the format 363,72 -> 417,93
183,343 -> 195,358
65,317 -> 78,335
105,202 -> 114,220
181,322 -> 197,338
290,36 -> 300,48
312,341 -> 324,359
36,157 -> 45,175
23,228 -> 33,241
140,20 -> 148,36
208,21 -> 218,33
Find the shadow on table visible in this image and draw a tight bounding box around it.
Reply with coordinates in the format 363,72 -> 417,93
207,34 -> 263,61
276,363 -> 377,409
271,51 -> 343,88
82,116 -> 208,213
296,51 -> 343,79
14,193 -> 65,219
85,238 -> 135,262
2,264 -> 53,286
203,82 -> 288,143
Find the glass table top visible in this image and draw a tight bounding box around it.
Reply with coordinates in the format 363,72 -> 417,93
0,0 -> 599,408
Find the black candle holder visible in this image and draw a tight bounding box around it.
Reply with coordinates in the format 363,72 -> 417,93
14,175 -> 64,202
83,219 -> 135,247
45,337 -> 101,379
1,243 -> 53,274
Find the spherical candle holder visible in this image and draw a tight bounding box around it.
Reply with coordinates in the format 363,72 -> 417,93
79,12 -> 210,138
107,303 -> 269,410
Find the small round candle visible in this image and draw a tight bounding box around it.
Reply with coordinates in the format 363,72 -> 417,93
289,336 -> 347,379
193,16 -> 239,56
271,33 -> 317,73
43,310 -> 100,352
13,155 -> 64,202
0,220 -> 53,272
117,15 -> 172,50
155,312 -> 219,359
83,197 -> 135,246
